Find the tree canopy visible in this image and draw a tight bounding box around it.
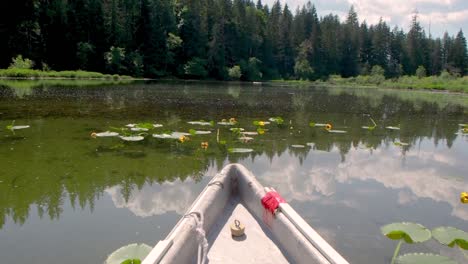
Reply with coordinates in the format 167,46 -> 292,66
0,1 -> 466,80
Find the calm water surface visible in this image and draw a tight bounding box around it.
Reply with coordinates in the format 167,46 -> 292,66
0,81 -> 467,263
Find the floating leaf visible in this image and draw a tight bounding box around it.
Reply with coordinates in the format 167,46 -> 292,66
386,126 -> 401,130
269,117 -> 284,125
257,127 -> 266,135
194,130 -> 211,135
130,127 -> 149,132
95,131 -> 119,137
121,259 -> 141,264
135,123 -> 154,130
125,124 -> 136,128
328,130 -> 347,134
459,124 -> 468,128
291,145 -> 306,148
153,124 -> 163,128
362,126 -> 376,131
253,120 -> 270,126
189,129 -> 197,136
381,222 -> 431,243
218,121 -> 236,126
309,122 -> 316,127
153,132 -> 190,139
104,243 -> 152,264
120,136 -> 145,142
238,136 -> 254,142
396,253 -> 456,264
394,141 -> 409,146
242,131 -> 259,136
432,226 -> 468,250
230,128 -> 245,132
188,121 -> 212,126
11,125 -> 30,130
228,148 -> 254,153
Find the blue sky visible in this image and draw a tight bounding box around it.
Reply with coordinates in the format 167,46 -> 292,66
263,0 -> 468,37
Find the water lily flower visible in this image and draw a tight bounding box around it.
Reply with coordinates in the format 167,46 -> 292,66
461,192 -> 468,204
229,117 -> 237,124
258,121 -> 265,126
91,132 -> 97,138
201,142 -> 209,149
325,124 -> 332,131
179,135 -> 188,143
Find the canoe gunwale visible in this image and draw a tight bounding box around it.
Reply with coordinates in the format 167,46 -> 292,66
143,164 -> 349,264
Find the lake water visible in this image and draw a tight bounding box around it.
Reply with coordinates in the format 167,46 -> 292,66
0,80 -> 467,263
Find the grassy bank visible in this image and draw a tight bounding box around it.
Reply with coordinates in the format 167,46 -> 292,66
271,74 -> 468,93
0,68 -> 132,79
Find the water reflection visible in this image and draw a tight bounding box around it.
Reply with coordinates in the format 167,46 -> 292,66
0,81 -> 467,263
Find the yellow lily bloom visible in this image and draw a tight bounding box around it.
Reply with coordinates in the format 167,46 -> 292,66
90,132 -> 97,139
461,192 -> 468,204
179,135 -> 187,143
201,142 -> 209,149
325,124 -> 332,131
229,118 -> 237,124
258,121 -> 265,126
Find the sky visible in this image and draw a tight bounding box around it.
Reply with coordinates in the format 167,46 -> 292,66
263,0 -> 468,37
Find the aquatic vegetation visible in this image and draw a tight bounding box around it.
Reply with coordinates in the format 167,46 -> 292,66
230,128 -> 245,132
257,127 -> 266,135
242,131 -> 259,136
120,136 -> 145,142
194,130 -> 212,135
94,131 -> 119,137
381,222 -> 468,264
309,122 -> 328,127
461,192 -> 468,204
201,142 -> 209,150
269,117 -> 285,126
362,116 -> 377,131
178,135 -> 188,143
253,120 -> 270,126
130,127 -> 149,132
218,119 -> 236,126
6,120 -> 30,131
325,123 -> 332,131
228,148 -> 254,153
291,145 -> 306,148
153,124 -> 163,128
238,136 -> 253,143
104,243 -> 152,264
153,132 -> 189,139
386,126 -> 401,130
187,120 -> 214,126
432,227 -> 468,249
394,141 -> 409,147
327,129 -> 347,134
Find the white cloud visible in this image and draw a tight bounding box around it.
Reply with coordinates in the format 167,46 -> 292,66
263,0 -> 467,36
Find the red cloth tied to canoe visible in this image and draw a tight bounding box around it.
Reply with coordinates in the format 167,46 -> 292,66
261,191 -> 286,214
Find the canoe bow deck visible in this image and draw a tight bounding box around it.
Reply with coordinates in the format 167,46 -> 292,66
143,164 -> 349,264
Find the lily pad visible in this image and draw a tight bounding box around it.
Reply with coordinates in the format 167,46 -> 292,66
104,243 -> 152,264
11,125 -> 30,130
386,126 -> 401,130
291,145 -> 306,148
95,131 -> 119,137
218,121 -> 236,126
230,128 -> 245,132
396,253 -> 456,264
394,141 -> 409,146
153,124 -> 163,128
188,121 -> 212,126
381,222 -> 431,243
432,226 -> 468,250
125,124 -> 136,128
194,130 -> 212,135
362,126 -> 376,130
238,136 -> 254,142
242,132 -> 259,136
130,127 -> 149,132
328,130 -> 347,134
228,148 -> 254,153
120,136 -> 145,142
153,132 -> 189,139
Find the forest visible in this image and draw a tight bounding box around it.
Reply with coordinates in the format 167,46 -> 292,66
0,0 -> 467,81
